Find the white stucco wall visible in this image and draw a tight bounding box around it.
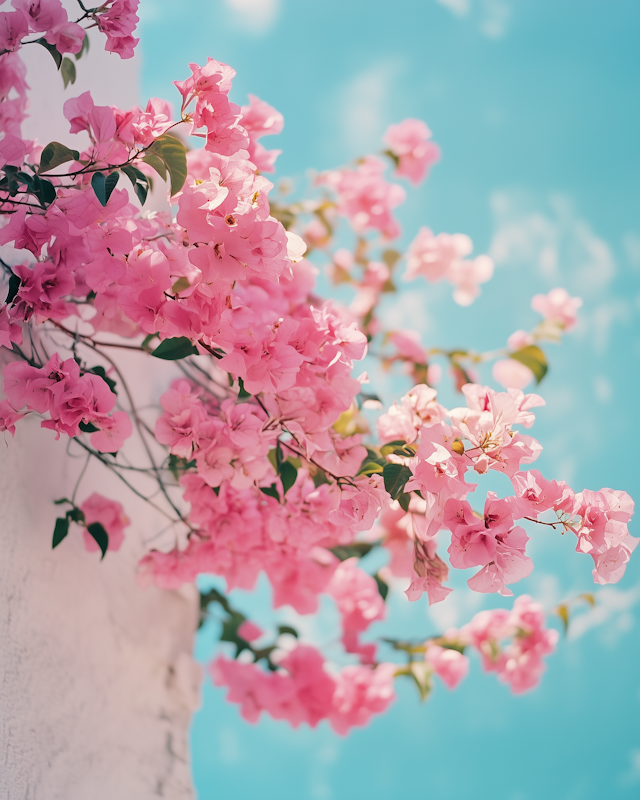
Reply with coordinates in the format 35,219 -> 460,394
1,17 -> 200,799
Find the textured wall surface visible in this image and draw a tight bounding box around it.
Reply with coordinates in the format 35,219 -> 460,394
0,418 -> 200,799
1,15 -> 200,798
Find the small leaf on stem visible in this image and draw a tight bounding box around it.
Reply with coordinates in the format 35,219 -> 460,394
87,521 -> 109,560
52,517 -> 70,549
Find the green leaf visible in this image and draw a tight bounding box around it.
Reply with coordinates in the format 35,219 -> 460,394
374,572 -> 389,601
279,460 -> 297,496
383,148 -> 400,168
35,38 -> 62,69
75,32 -> 90,60
5,273 -> 20,304
104,171 -> 120,200
358,391 -> 382,406
31,175 -> 56,207
382,463 -> 413,500
397,491 -> 411,512
141,153 -> 167,181
267,448 -> 278,472
144,134 -> 188,196
311,468 -> 330,488
409,662 -> 433,702
39,142 -> 80,174
86,365 -> 117,395
91,171 -> 120,207
86,521 -> 109,560
555,603 -> 570,636
91,172 -> 106,205
121,165 -> 149,206
67,507 -> 85,524
381,249 -> 401,270
579,592 -> 596,608
329,542 -> 376,561
60,57 -> 76,89
380,440 -> 408,457
171,276 -> 190,294
275,441 -> 284,470
150,337 -> 198,360
237,377 -> 251,399
52,517 -> 70,549
200,587 -> 232,615
15,171 -> 34,190
220,610 -> 251,656
168,454 -> 196,479
277,625 -> 299,638
141,332 -> 159,350
259,484 -> 281,502
78,421 -> 99,433
357,461 -> 385,476
510,345 -> 548,384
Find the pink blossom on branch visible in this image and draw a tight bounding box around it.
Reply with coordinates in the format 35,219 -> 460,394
425,645 -> 469,689
240,94 -> 283,173
1,356 -> 132,451
460,595 -> 558,693
211,645 -> 396,734
328,558 -> 385,664
531,287 -> 582,331
80,492 -> 130,554
383,118 -> 440,185
318,156 -> 405,240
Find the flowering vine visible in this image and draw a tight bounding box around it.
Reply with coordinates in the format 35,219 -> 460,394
0,2 -> 635,734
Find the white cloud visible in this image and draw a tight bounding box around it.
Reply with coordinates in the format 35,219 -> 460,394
340,59 -> 405,153
224,0 -> 280,35
620,749 -> 640,787
489,191 -> 616,293
217,726 -> 242,763
623,232 -> 640,268
435,0 -> 511,38
427,584 -> 484,630
593,375 -> 613,403
435,0 -> 471,16
568,586 -> 640,644
479,0 -> 511,38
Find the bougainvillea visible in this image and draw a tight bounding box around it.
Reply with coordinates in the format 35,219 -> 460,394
0,5 -> 635,735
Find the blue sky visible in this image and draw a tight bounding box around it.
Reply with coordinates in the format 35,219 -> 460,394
139,2 -> 640,798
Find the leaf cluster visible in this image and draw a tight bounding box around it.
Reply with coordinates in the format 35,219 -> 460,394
51,498 -> 109,559
199,587 -> 299,671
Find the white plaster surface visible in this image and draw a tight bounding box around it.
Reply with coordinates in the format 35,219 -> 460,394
0,416 -> 199,799
1,15 -> 200,798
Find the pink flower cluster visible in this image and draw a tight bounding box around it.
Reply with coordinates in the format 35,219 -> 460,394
0,0 -> 140,62
444,492 -> 533,597
455,594 -> 559,693
383,118 -> 440,185
1,355 -> 132,451
532,287 -> 582,331
138,471 -> 388,614
211,645 -> 396,734
319,156 -> 406,240
404,227 -> 494,305
0,0 -> 84,57
0,52 -> 28,135
95,0 -> 140,59
572,488 -> 637,585
375,382 -> 636,601
328,557 -> 386,664
240,93 -> 283,173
